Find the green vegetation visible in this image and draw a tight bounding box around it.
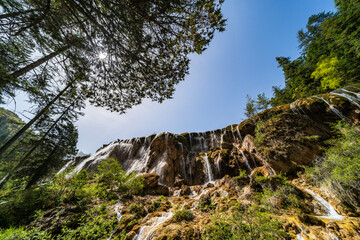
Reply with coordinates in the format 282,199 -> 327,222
173,209 -> 195,222
0,158 -> 143,237
305,121 -> 360,214
270,0 -> 360,106
204,204 -> 288,240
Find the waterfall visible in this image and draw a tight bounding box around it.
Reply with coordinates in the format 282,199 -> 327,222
220,130 -> 224,148
179,143 -> 187,179
331,92 -> 360,108
314,96 -> 345,119
305,189 -> 343,220
203,153 -> 214,184
216,152 -> 221,174
230,125 -> 236,142
73,142 -> 119,173
133,212 -> 174,240
107,202 -> 123,240
236,125 -> 242,143
240,150 -> 252,172
340,88 -> 360,98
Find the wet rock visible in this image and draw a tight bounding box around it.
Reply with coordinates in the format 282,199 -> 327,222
326,221 -> 340,231
144,185 -> 170,196
143,173 -> 159,188
298,214 -> 325,226
180,186 -> 191,196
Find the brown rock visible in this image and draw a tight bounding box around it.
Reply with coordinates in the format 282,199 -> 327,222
144,185 -> 169,196
143,173 -> 159,188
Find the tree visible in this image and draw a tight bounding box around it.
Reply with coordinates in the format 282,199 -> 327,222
0,0 -> 226,155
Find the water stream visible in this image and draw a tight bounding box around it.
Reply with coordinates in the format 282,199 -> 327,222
305,189 -> 343,220
331,92 -> 360,108
133,212 -> 174,240
203,153 -> 214,184
240,150 -> 252,172
314,96 -> 345,119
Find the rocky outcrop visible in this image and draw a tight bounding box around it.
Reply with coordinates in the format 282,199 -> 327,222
70,84 -> 360,186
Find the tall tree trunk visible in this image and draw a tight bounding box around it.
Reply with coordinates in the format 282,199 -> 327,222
0,44 -> 71,88
0,83 -> 72,156
0,101 -> 74,189
25,140 -> 62,189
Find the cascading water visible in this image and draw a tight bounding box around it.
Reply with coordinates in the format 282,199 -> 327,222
240,150 -> 252,172
314,96 -> 345,119
107,202 -> 123,240
178,143 -> 187,179
305,189 -> 343,220
133,212 -> 174,240
236,125 -> 242,143
331,92 -> 360,108
216,152 -> 221,174
340,88 -> 360,98
73,142 -> 119,173
203,153 -> 214,184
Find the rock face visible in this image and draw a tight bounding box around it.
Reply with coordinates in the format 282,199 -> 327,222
71,84 -> 360,186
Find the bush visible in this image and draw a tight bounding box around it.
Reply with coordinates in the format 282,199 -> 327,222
95,158 -> 144,196
58,205 -> 118,240
204,204 -> 288,240
305,121 -> 360,213
173,209 -> 195,222
0,227 -> 51,240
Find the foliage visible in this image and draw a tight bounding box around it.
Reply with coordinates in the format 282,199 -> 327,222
173,209 -> 195,222
269,1 -> 360,106
58,205 -> 117,240
244,93 -> 270,118
235,169 -> 248,179
0,227 -> 51,240
305,121 -> 360,213
203,204 -> 288,240
95,158 -> 143,196
149,195 -> 167,213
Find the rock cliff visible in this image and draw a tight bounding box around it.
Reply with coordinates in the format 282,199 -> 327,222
71,84 -> 360,187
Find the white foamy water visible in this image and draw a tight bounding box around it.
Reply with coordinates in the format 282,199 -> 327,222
305,189 -> 343,220
203,153 -> 214,184
133,212 -> 174,240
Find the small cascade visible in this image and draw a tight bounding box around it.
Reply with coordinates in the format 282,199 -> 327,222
178,143 -> 187,179
230,125 -> 237,142
328,231 -> 339,240
220,130 -> 225,148
57,160 -> 75,174
314,96 -> 345,119
108,202 -> 123,240
216,152 -> 221,174
331,92 -> 360,108
203,153 -> 214,184
240,150 -> 252,172
191,189 -> 209,200
340,88 -> 360,98
305,189 -> 343,220
290,103 -> 303,115
74,142 -> 119,173
236,125 -> 242,143
133,212 -> 174,240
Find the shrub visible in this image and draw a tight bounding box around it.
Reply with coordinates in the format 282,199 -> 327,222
204,204 -> 288,240
95,158 -> 144,196
305,121 -> 360,213
173,209 -> 195,222
0,227 -> 51,240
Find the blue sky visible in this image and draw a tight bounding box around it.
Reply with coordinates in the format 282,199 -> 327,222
76,0 -> 336,153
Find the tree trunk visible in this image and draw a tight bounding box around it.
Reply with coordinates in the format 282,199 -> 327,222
0,101 -> 74,189
0,83 -> 72,156
25,141 -> 62,189
0,44 -> 71,88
